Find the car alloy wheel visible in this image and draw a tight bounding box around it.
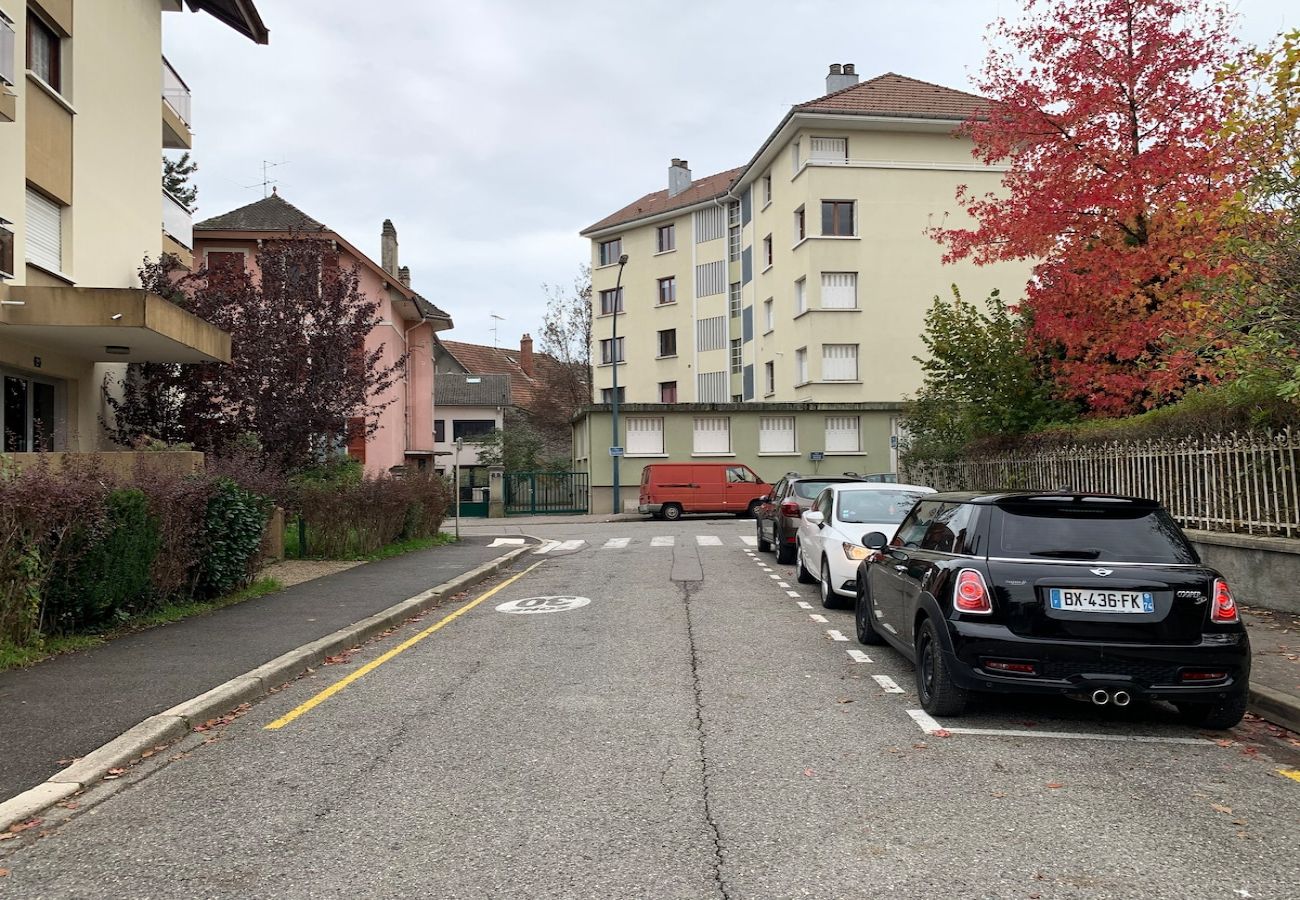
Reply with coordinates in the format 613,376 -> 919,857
796,543 -> 816,584
854,579 -> 884,645
820,558 -> 838,609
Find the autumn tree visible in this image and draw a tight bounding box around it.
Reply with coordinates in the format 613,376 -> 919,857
104,239 -> 405,470
163,152 -> 198,209
528,265 -> 592,455
935,0 -> 1253,415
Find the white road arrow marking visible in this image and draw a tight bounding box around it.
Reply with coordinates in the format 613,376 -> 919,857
488,538 -> 526,547
533,540 -> 560,554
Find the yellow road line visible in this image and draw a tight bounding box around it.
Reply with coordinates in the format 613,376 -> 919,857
264,561 -> 544,730
1280,769 -> 1300,783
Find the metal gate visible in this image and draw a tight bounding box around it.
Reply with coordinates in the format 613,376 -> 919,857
505,472 -> 589,515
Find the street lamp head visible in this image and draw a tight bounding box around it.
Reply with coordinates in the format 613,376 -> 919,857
618,254 -> 629,265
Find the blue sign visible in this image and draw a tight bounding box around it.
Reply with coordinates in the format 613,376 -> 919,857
609,446 -> 624,457
809,451 -> 825,462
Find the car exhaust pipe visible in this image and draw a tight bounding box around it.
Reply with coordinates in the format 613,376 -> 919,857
1112,690 -> 1132,707
1090,689 -> 1110,706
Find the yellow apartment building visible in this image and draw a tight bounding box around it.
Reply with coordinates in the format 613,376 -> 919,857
579,68 -> 1033,481
0,1 -> 266,453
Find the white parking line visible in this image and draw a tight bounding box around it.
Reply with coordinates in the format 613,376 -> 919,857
557,540 -> 586,551
809,614 -> 829,623
796,601 -> 813,609
788,591 -> 803,598
904,709 -> 1215,745
777,581 -> 790,588
651,536 -> 675,547
602,538 -> 630,549
697,535 -> 723,546
768,574 -> 781,580
846,649 -> 873,663
827,630 -> 849,642
872,675 -> 905,694
741,536 -> 758,546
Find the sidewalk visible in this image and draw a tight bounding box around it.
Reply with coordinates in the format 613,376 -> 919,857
1243,607 -> 1300,733
0,537 -> 522,805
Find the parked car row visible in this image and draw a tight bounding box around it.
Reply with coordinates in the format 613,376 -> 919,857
754,480 -> 1251,729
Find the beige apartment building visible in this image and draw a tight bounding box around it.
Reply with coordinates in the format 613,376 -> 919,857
579,68 -> 1032,481
0,1 -> 266,453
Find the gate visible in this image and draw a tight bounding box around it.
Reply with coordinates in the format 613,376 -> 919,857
505,472 -> 589,515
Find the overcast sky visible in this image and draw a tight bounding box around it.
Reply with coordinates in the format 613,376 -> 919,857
163,0 -> 1295,349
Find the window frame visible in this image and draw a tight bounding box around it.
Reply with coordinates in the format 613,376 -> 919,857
759,415 -> 796,454
795,347 -> 809,385
655,224 -> 675,253
824,415 -> 861,454
452,419 -> 496,442
730,338 -> 742,374
598,287 -> 624,316
658,381 -> 677,403
762,173 -> 772,206
762,234 -> 773,268
794,277 -> 807,315
626,415 -> 665,455
657,276 -> 676,305
793,206 -> 806,243
821,343 -> 859,381
763,298 -> 774,333
0,11 -> 16,87
728,281 -> 742,318
764,360 -> 775,395
600,386 -> 626,404
26,11 -> 60,93
821,200 -> 855,237
599,336 -> 625,365
657,328 -> 677,359
692,415 -> 732,456
597,238 -> 623,267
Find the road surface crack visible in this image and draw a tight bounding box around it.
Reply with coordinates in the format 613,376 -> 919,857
681,579 -> 732,900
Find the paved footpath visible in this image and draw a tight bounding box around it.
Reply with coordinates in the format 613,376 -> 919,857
0,537 -> 517,804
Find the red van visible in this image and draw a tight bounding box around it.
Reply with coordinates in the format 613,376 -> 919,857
638,463 -> 772,520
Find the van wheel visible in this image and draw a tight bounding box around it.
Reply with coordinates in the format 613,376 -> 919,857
743,500 -> 763,519
661,503 -> 683,521
796,543 -> 816,584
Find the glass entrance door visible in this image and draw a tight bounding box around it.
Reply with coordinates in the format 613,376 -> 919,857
1,371 -> 60,451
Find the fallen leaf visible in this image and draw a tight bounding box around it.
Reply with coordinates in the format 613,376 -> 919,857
1046,782 -> 1064,789
835,698 -> 855,704
1232,819 -> 1247,826
0,833 -> 17,842
803,768 -> 816,776
7,819 -> 41,833
0,868 -> 9,877
107,767 -> 126,776
991,791 -> 1007,799
57,801 -> 79,810
933,728 -> 952,738
1212,803 -> 1233,814
139,749 -> 155,759
912,742 -> 928,750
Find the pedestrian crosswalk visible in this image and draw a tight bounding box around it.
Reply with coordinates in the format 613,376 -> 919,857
529,534 -> 767,553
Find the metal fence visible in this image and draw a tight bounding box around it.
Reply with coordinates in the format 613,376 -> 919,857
505,472 -> 589,516
902,429 -> 1300,538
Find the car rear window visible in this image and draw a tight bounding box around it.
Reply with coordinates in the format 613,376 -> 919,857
793,480 -> 847,500
837,490 -> 927,524
993,502 -> 1196,564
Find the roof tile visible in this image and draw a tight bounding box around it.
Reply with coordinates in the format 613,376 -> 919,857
194,193 -> 327,233
581,167 -> 743,235
796,72 -> 988,120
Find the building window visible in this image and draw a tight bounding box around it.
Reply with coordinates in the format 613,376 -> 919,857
821,200 -> 855,236
627,416 -> 664,454
598,238 -> 622,266
794,277 -> 807,315
693,416 -> 731,455
762,234 -> 772,268
453,419 -> 496,441
822,344 -> 859,381
763,298 -> 774,332
659,381 -> 677,403
434,420 -> 445,443
695,260 -> 725,296
657,328 -> 677,358
764,360 -> 775,395
26,12 -> 60,92
791,138 -> 801,175
696,316 -> 726,352
728,225 -> 741,262
730,339 -> 742,374
24,188 -> 62,274
599,337 -> 625,364
795,347 -> 809,385
810,137 -> 848,162
793,206 -> 805,242
727,201 -> 740,228
821,272 -> 857,309
599,287 -> 624,315
0,220 -> 14,280
825,416 -> 861,453
760,416 -> 796,454
600,387 -> 626,404
728,282 -> 742,318
694,206 -> 725,242
2,371 -> 59,452
656,224 -> 675,253
657,276 -> 676,305
762,173 -> 772,206
697,371 -> 728,402
731,394 -> 743,402
0,12 -> 16,87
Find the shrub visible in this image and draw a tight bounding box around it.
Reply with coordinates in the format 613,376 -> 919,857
296,471 -> 452,558
44,489 -> 161,633
199,478 -> 272,599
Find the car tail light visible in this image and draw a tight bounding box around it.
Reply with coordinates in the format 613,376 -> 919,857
780,501 -> 801,518
1181,670 -> 1228,682
954,568 -> 992,615
1210,578 -> 1239,624
984,659 -> 1037,675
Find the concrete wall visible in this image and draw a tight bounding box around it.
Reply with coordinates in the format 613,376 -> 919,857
1186,530 -> 1300,615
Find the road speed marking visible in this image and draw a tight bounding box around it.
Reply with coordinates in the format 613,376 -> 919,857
496,595 -> 591,615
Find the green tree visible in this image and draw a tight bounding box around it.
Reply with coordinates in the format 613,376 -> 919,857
163,152 -> 199,209
903,287 -> 1073,459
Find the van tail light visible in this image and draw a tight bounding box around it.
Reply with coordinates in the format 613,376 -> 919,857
1210,578 -> 1239,624
780,501 -> 801,518
954,568 -> 993,615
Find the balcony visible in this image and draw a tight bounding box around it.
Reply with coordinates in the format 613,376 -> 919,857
161,57 -> 192,149
162,190 -> 192,249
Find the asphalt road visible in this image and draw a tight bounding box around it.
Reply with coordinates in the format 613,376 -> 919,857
3,518 -> 1299,899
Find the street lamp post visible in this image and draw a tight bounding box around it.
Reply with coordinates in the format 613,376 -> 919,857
610,253 -> 629,514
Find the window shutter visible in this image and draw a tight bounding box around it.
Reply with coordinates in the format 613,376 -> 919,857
821,272 -> 857,309
795,348 -> 808,384
795,279 -> 806,314
822,344 -> 858,381
693,416 -> 730,454
694,207 -> 725,243
25,188 -> 61,273
759,416 -> 796,454
626,416 -> 664,455
696,316 -> 726,352
810,137 -> 847,160
825,416 -> 860,453
695,260 -> 725,297
696,371 -> 728,402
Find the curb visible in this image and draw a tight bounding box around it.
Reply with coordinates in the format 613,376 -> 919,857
1249,684 -> 1300,735
0,545 -> 533,832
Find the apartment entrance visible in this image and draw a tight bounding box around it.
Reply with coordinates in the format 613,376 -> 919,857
2,369 -> 62,452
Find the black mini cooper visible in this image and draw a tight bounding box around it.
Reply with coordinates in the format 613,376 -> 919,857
855,491 -> 1250,728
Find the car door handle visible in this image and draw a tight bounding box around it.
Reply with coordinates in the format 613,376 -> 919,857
893,564 -> 908,572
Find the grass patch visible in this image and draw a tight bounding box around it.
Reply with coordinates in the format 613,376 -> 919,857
0,577 -> 283,673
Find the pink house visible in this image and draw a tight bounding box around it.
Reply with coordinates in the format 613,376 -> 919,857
192,193 -> 452,474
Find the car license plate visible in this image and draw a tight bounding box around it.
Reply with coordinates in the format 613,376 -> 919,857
1048,588 -> 1154,613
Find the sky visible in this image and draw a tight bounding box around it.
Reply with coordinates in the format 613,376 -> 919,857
163,0 -> 1296,349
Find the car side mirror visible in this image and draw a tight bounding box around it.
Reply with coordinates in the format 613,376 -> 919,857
804,510 -> 825,527
862,531 -> 888,550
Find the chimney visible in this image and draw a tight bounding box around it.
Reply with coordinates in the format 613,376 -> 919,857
826,62 -> 859,94
381,219 -> 398,275
398,265 -> 411,287
668,158 -> 692,198
519,333 -> 534,377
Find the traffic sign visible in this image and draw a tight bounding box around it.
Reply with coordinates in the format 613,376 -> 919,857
809,451 -> 825,462
609,446 -> 624,457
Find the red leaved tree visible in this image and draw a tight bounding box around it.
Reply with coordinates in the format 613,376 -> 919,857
104,239 -> 404,470
934,0 -> 1254,414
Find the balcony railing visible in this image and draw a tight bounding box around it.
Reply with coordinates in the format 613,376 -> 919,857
162,189 -> 192,249
162,56 -> 191,127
